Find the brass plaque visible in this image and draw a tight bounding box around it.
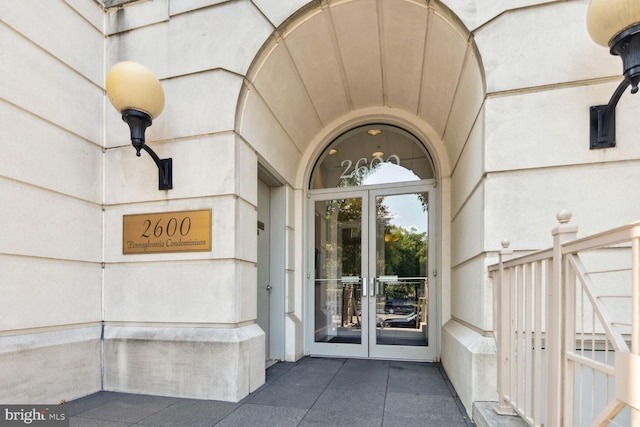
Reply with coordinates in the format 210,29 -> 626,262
123,209 -> 211,254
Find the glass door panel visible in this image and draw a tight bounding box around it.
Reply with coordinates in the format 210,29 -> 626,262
308,194 -> 368,357
370,191 -> 433,359
307,186 -> 435,360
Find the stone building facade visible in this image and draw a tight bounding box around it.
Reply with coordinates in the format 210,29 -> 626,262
1,0 -> 639,415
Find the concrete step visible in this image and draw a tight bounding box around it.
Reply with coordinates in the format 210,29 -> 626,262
473,402 -> 529,427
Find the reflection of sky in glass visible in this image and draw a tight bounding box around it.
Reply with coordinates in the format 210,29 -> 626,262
365,164 -> 426,234
381,194 -> 427,234
363,162 -> 420,185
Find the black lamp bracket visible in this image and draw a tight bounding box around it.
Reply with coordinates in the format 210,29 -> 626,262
121,109 -> 173,190
589,78 -> 629,149
590,25 -> 640,150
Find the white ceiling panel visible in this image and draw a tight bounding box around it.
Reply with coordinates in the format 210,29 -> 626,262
443,49 -> 485,165
285,11 -> 351,127
381,0 -> 429,113
241,0 -> 485,178
419,12 -> 469,138
329,0 -> 384,109
252,43 -> 322,151
238,89 -> 301,184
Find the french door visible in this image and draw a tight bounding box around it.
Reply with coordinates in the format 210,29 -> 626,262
307,182 -> 437,361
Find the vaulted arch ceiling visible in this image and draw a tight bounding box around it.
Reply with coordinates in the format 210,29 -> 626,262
237,0 -> 485,184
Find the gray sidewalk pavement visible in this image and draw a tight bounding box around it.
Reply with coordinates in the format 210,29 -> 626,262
67,358 -> 473,426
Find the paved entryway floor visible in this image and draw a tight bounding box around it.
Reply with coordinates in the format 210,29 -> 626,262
67,358 -> 473,426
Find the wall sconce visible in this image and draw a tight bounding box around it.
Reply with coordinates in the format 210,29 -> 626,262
587,1 -> 640,149
105,61 -> 172,190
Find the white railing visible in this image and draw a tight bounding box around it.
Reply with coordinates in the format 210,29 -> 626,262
489,211 -> 640,426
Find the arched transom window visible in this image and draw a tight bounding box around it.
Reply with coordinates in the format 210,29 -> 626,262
310,125 -> 434,189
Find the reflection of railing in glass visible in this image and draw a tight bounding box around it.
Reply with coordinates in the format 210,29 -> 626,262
375,278 -> 429,347
341,284 -> 361,328
314,278 -> 363,344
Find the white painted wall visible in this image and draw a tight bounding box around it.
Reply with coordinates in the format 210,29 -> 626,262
0,0 -> 104,403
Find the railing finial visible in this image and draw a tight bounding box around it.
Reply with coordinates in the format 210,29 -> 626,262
557,209 -> 572,224
501,239 -> 510,249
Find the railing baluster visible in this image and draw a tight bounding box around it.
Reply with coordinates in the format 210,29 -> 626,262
533,259 -> 543,426
524,262 -> 533,419
517,263 -> 525,412
590,291 -> 596,424
511,264 -> 518,411
631,237 -> 640,425
495,240 -> 515,415
564,251 -> 577,427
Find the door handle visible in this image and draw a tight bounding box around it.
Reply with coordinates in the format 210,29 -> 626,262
361,278 -> 375,297
266,284 -> 272,291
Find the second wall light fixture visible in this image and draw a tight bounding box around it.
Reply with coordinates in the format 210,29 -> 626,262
587,0 -> 640,149
106,61 -> 172,190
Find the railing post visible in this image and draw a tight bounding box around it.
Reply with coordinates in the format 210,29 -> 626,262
631,237 -> 640,425
546,210 -> 577,427
495,240 -> 516,415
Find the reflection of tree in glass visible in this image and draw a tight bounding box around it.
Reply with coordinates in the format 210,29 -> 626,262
336,198 -> 364,276
338,172 -> 362,188
324,195 -> 427,278
417,192 -> 428,212
321,198 -> 365,277
383,225 -> 427,277
385,283 -> 415,300
377,194 -> 428,277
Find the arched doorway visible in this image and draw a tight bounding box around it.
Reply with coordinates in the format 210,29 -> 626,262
306,125 -> 438,361
236,0 -> 486,364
